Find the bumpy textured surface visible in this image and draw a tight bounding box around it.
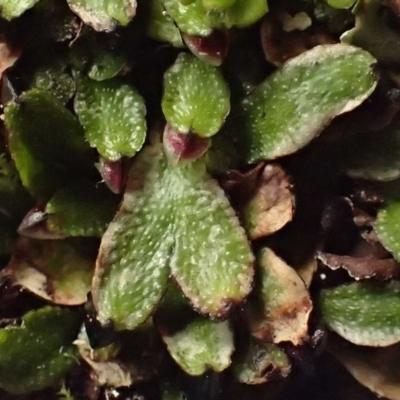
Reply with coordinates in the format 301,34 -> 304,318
31,60 -> 75,104
0,0 -> 40,19
161,317 -> 234,375
243,43 -> 376,161
162,53 -> 230,137
156,284 -> 234,375
67,0 -> 137,31
320,281 -> 400,346
74,74 -> 146,161
93,142 -> 254,330
211,43 -> 378,165
93,145 -> 173,330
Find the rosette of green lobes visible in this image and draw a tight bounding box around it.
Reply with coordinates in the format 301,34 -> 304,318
74,73 -> 146,162
209,44 -> 378,170
161,0 -> 268,36
66,0 -> 137,31
4,89 -> 94,201
92,142 -> 254,331
0,306 -> 81,394
162,53 -> 230,138
320,281 -> 400,346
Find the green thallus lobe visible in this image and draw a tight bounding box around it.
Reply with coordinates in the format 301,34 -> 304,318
209,43 -> 378,170
93,142 -> 254,331
162,52 -> 230,137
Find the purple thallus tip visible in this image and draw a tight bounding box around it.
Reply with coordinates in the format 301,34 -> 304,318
183,29 -> 229,66
96,157 -> 124,194
18,205 -> 64,240
18,205 -> 47,231
163,124 -> 210,164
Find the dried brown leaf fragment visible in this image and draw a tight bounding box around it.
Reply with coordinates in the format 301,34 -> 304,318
74,327 -> 153,388
260,13 -> 335,67
221,163 -> 265,207
2,237 -> 94,305
350,235 -> 392,260
0,41 -> 20,78
223,163 -> 295,239
249,248 -> 312,346
242,164 -> 295,239
316,251 -> 400,280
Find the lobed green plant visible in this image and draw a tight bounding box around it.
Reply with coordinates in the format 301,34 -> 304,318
1,0 -> 400,399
